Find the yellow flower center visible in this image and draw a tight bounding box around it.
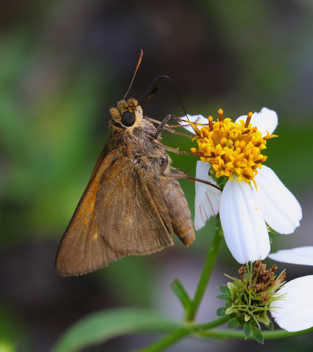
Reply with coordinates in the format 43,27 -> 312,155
190,109 -> 277,187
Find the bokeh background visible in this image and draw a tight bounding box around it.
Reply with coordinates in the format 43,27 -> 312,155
1,1 -> 313,351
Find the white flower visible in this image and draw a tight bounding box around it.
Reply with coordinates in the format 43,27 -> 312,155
269,247 -> 313,266
268,248 -> 313,332
180,108 -> 302,264
270,275 -> 313,332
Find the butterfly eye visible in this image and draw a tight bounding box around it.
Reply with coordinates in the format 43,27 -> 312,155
121,111 -> 136,127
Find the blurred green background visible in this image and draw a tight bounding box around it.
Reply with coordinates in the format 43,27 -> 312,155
0,1 -> 313,351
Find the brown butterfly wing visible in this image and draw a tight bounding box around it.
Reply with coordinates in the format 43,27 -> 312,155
55,147 -> 124,277
94,157 -> 174,255
159,176 -> 195,246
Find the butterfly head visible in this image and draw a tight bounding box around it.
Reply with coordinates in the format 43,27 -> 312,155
110,98 -> 143,129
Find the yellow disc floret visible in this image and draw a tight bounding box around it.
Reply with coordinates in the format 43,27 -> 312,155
190,109 -> 277,187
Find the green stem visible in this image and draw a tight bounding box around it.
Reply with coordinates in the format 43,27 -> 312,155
193,316 -> 230,331
135,317 -> 229,352
186,217 -> 223,321
197,326 -> 313,340
135,316 -> 313,351
135,328 -> 189,352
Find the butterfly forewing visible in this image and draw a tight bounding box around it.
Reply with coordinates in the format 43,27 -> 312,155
55,148 -> 124,276
94,157 -> 174,254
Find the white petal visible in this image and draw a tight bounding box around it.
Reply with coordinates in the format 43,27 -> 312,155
254,165 -> 302,234
194,161 -> 221,230
270,276 -> 313,332
236,107 -> 278,137
178,114 -> 208,134
220,180 -> 270,264
269,247 -> 313,266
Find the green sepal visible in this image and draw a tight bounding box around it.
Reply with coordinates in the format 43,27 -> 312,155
243,322 -> 252,339
209,170 -> 228,189
252,327 -> 264,344
216,307 -> 227,316
226,282 -> 236,300
216,176 -> 228,189
267,225 -> 280,244
258,311 -> 270,326
171,279 -> 191,311
218,285 -> 230,294
266,319 -> 274,331
267,224 -> 280,235
227,317 -> 240,329
216,293 -> 231,302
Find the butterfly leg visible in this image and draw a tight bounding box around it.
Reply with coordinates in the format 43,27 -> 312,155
164,168 -> 222,191
153,140 -> 196,156
159,149 -> 219,190
146,116 -> 193,139
155,114 -> 173,138
146,116 -> 186,127
161,154 -> 170,175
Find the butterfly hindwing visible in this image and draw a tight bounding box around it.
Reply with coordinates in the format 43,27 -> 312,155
159,177 -> 195,246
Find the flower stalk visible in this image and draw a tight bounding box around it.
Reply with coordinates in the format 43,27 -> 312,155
186,216 -> 224,321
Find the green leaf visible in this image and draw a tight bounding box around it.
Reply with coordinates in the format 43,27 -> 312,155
227,317 -> 239,329
252,327 -> 264,344
216,307 -> 227,316
171,280 -> 191,311
51,308 -> 180,352
243,322 -> 252,339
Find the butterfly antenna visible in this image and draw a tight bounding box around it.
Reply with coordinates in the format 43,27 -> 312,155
123,50 -> 143,100
138,75 -> 189,120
